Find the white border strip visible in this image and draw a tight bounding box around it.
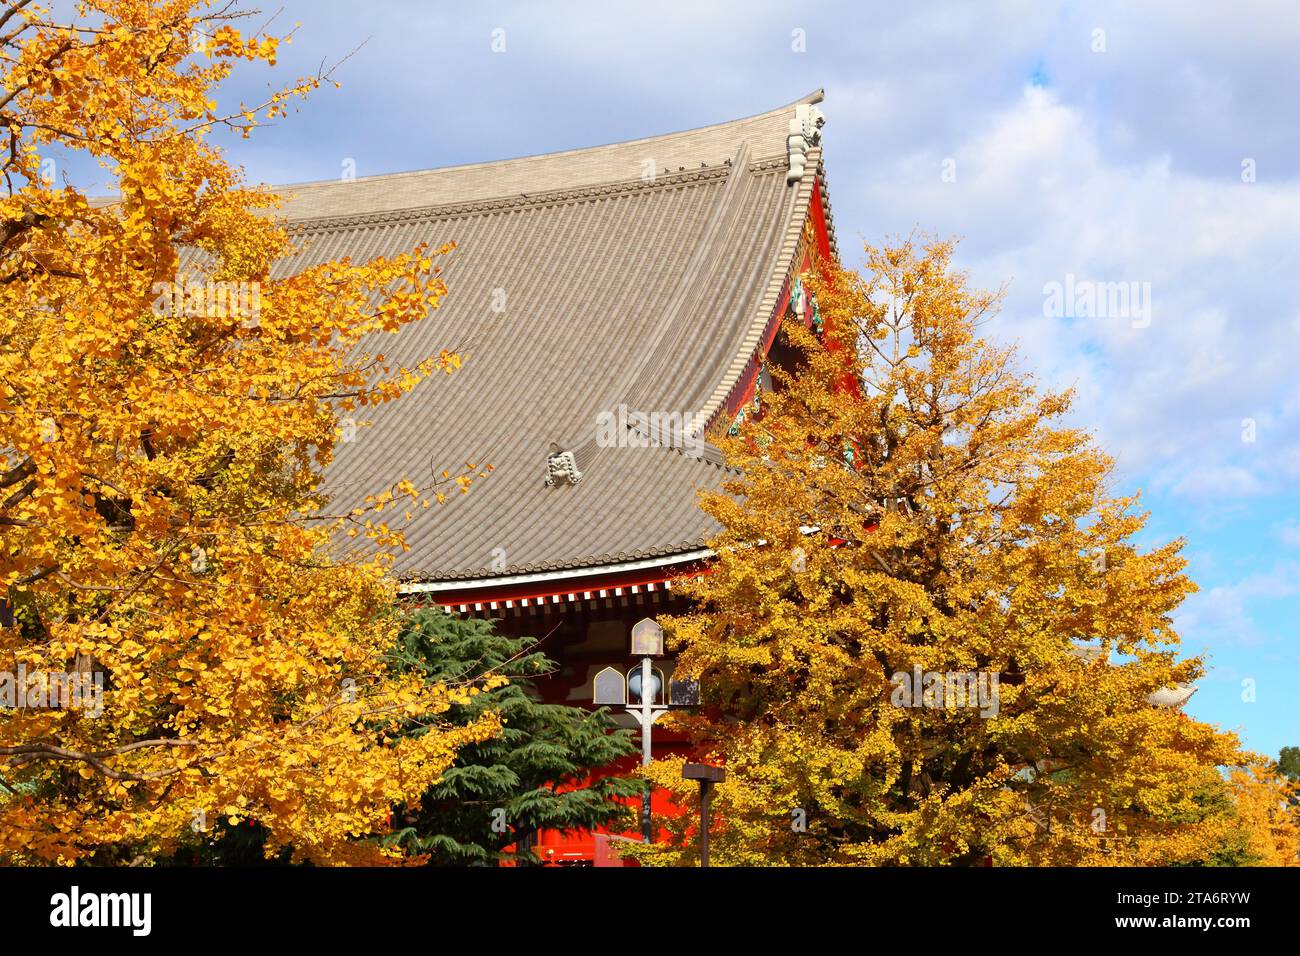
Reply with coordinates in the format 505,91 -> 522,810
398,548 -> 714,595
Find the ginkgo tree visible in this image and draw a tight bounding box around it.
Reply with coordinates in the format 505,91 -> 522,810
636,236 -> 1250,866
0,0 -> 494,864
1210,764 -> 1300,866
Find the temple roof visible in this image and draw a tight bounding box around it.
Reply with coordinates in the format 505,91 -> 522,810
278,90 -> 833,583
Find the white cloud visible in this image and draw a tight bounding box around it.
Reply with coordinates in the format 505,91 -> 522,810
1169,465 -> 1264,501
1176,562 -> 1300,649
1278,521 -> 1300,549
844,82 -> 1300,503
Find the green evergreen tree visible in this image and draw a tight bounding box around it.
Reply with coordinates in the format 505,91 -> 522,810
1278,746 -> 1300,782
387,609 -> 639,865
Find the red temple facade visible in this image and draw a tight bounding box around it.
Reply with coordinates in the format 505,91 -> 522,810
279,90 -> 839,863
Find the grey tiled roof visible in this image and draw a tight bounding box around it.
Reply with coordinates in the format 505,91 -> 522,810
277,91 -> 828,582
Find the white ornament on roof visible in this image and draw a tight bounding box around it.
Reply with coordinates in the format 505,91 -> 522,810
786,103 -> 825,183
545,443 -> 583,487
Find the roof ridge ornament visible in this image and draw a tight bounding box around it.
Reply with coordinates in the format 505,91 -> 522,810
786,103 -> 825,183
545,442 -> 583,487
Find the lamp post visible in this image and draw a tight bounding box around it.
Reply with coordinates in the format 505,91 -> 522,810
681,763 -> 725,867
627,618 -> 667,842
628,654 -> 666,841
592,617 -> 700,845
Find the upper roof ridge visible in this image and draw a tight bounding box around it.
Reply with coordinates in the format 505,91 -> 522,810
276,90 -> 823,223
277,89 -> 824,193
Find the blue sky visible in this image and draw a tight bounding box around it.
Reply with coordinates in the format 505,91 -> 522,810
66,1 -> 1300,758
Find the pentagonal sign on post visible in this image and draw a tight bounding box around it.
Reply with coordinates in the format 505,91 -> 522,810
592,666 -> 626,706
631,616 -> 664,657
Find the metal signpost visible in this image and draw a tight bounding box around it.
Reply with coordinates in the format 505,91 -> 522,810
681,763 -> 726,867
